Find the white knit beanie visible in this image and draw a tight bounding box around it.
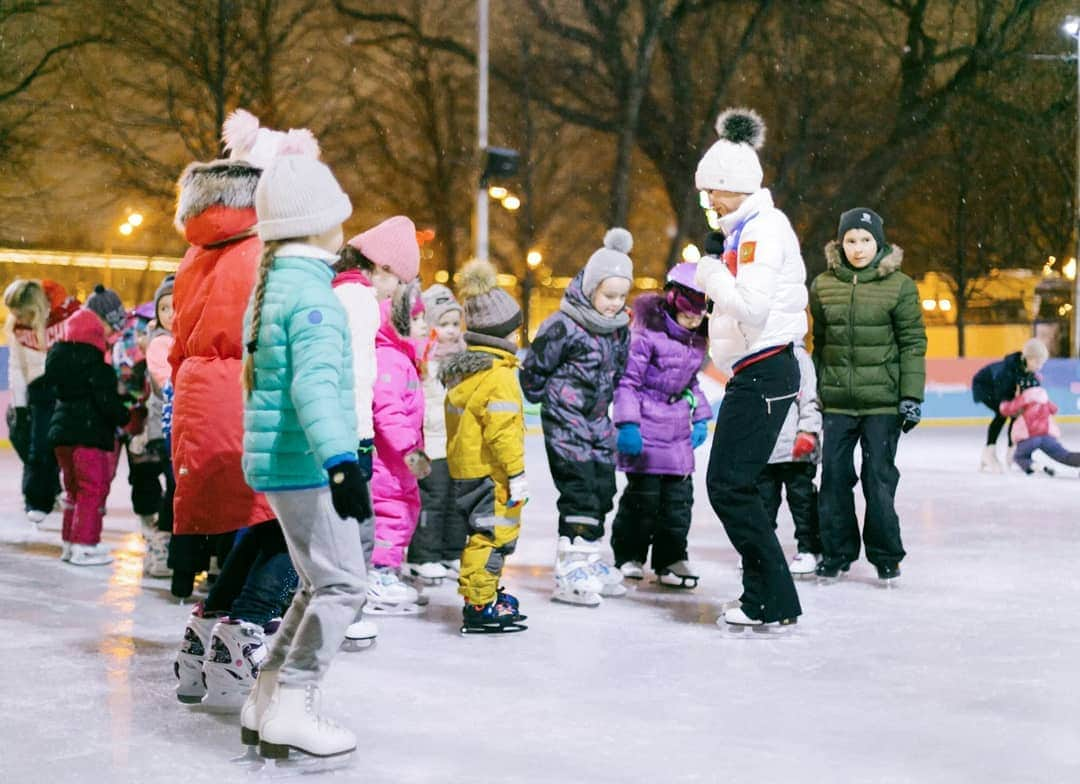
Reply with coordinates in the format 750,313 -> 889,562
255,155 -> 352,242
582,228 -> 634,297
694,108 -> 766,194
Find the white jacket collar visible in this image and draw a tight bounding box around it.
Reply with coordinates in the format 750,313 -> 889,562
719,188 -> 774,234
275,242 -> 340,264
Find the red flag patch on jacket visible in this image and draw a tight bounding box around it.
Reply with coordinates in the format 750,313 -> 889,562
739,242 -> 757,265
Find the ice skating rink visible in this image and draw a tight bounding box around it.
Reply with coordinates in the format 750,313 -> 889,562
1,426 -> 1078,783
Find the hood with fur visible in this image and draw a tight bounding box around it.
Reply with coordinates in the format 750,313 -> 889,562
174,160 -> 261,245
438,348 -> 496,388
825,240 -> 904,279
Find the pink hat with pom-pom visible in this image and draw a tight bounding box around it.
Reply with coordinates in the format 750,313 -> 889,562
222,109 -> 320,170
346,216 -> 420,283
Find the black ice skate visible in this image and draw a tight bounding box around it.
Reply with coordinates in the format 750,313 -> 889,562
815,558 -> 850,583
875,563 -> 901,587
460,598 -> 527,635
655,560 -> 699,589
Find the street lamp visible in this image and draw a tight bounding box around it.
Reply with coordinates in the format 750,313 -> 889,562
1063,15 -> 1080,356
527,250 -> 542,268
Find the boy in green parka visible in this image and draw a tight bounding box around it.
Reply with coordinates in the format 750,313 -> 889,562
808,207 -> 926,583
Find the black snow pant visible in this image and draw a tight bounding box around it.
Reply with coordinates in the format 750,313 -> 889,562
818,413 -> 906,569
203,520 -> 297,627
545,443 -> 617,543
756,462 -> 822,555
157,455 -> 175,534
127,438 -> 167,518
168,531 -> 236,600
706,346 -> 802,623
611,473 -> 693,571
18,383 -> 61,514
408,458 -> 469,563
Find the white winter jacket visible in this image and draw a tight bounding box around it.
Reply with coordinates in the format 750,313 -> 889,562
695,189 -> 809,375
6,337 -> 45,408
768,343 -> 822,464
422,357 -> 449,460
333,279 -> 379,441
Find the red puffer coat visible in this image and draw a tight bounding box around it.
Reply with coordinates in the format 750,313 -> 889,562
168,161 -> 274,535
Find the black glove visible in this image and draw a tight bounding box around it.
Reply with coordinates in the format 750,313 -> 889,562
898,398 -> 921,433
328,461 -> 372,522
703,230 -> 726,257
356,438 -> 374,481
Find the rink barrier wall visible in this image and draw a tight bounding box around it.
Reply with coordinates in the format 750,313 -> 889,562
3,348 -> 1080,446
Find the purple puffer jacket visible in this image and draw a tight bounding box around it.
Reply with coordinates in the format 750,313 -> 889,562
613,294 -> 711,475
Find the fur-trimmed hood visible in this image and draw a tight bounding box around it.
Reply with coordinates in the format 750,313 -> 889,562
174,159 -> 261,236
438,348 -> 494,388
825,240 -> 904,279
632,292 -> 708,343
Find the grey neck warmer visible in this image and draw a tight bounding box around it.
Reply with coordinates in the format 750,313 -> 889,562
559,271 -> 629,335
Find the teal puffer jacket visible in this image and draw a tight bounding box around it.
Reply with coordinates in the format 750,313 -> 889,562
242,252 -> 357,491
809,242 -> 926,416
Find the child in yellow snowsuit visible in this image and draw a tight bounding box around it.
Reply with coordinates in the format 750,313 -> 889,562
441,259 -> 528,633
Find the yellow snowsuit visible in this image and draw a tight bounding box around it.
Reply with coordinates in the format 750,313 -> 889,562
442,345 -> 525,605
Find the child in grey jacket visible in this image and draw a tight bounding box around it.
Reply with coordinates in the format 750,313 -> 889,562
755,343 -> 822,576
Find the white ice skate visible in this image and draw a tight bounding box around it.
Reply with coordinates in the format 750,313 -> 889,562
68,542 -> 113,566
788,552 -> 821,578
342,618 -> 378,651
619,561 -> 645,580
405,561 -> 448,586
656,560 -> 699,589
26,509 -> 47,525
584,544 -> 627,597
59,542 -> 72,562
240,667 -> 279,748
175,610 -> 217,704
364,568 -> 424,615
138,513 -> 157,541
980,445 -> 1002,473
719,606 -> 797,636
258,684 -> 357,764
143,529 -> 172,578
441,558 -> 461,579
552,537 -> 604,607
201,619 -> 268,712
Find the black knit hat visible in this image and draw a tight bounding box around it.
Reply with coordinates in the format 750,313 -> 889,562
838,207 -> 886,248
85,284 -> 126,332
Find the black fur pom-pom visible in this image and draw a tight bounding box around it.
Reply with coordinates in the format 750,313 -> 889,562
715,108 -> 766,150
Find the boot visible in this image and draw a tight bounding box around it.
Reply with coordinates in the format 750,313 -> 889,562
143,529 -> 172,578
259,684 -> 357,759
552,536 -> 603,606
241,668 -> 279,746
201,619 -> 268,711
138,513 -> 157,541
980,445 -> 1002,473
69,543 -> 113,566
174,607 -> 217,704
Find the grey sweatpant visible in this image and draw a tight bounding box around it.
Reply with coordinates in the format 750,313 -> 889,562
264,487 -> 368,686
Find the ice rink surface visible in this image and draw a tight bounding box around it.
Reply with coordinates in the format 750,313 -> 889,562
1,426 -> 1078,783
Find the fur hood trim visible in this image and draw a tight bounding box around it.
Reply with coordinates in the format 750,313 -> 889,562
438,349 -> 495,388
825,240 -> 904,277
174,160 -> 261,231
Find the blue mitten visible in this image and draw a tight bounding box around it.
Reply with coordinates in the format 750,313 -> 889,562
616,423 -> 643,456
691,420 -> 709,449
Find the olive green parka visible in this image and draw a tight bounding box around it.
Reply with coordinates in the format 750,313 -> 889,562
809,241 -> 927,416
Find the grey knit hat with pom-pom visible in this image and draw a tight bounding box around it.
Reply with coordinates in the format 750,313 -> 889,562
582,228 -> 634,298
458,259 -> 522,347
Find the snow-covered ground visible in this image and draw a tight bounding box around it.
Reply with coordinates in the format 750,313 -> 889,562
1,426 -> 1078,783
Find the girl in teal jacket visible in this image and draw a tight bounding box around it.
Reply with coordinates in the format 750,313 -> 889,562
237,151 -> 370,763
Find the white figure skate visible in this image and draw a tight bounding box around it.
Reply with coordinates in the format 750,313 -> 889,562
441,558 -> 461,579
342,618 -> 378,651
143,529 -> 172,578
980,445 -> 1003,473
364,568 -> 424,615
656,560 -> 699,589
583,543 -> 627,597
619,561 -> 645,580
719,606 -> 797,636
202,619 -> 267,712
552,536 -> 603,607
175,609 -> 217,704
405,561 -> 448,586
258,685 -> 356,771
68,542 -> 113,566
788,552 -> 821,578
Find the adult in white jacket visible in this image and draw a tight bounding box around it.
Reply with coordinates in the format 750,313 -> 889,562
693,108 -> 807,632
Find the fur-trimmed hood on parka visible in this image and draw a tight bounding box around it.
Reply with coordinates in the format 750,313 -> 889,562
174,160 -> 261,237
438,348 -> 495,388
825,240 -> 904,279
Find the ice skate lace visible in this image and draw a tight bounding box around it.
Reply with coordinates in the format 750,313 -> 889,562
305,689 -> 345,732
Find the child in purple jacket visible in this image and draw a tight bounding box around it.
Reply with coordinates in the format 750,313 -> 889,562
611,263 -> 712,586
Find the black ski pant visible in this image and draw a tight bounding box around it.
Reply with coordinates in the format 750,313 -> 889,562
611,473 -> 693,572
705,346 -> 802,623
756,462 -> 822,555
204,520 -> 298,627
818,413 -> 906,569
545,444 -> 617,542
127,438 -> 167,518
408,458 -> 469,563
18,383 -> 61,514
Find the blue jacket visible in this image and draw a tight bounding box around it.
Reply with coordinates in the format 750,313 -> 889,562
242,247 -> 358,491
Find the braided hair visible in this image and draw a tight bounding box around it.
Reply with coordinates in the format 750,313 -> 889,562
242,241 -> 282,396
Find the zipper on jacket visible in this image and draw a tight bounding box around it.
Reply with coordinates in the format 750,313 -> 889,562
847,273 -> 857,405
765,390 -> 799,415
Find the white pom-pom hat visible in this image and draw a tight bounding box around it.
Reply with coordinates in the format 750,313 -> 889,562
582,227 -> 634,297
694,107 -> 767,194
222,108 -> 320,171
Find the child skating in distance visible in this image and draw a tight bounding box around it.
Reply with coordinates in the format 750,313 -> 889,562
610,262 -> 712,587
441,260 -> 528,633
521,228 -> 633,607
1000,373 -> 1080,476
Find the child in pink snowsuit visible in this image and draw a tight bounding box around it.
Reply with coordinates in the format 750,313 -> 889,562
1000,373 -> 1080,474
371,281 -> 430,573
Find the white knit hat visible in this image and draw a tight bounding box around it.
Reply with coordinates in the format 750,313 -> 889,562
255,155 -> 352,242
694,108 -> 766,194
582,228 -> 634,297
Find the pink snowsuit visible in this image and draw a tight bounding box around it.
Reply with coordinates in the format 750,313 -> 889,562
371,298 -> 425,569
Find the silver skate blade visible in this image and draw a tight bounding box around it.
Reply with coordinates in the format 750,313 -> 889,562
655,575 -> 698,589
550,593 -> 602,608
363,602 -> 424,616
251,750 -> 355,778
722,621 -> 795,638
341,637 -> 376,651
877,578 -> 900,590
460,622 -> 528,635
229,745 -> 262,769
